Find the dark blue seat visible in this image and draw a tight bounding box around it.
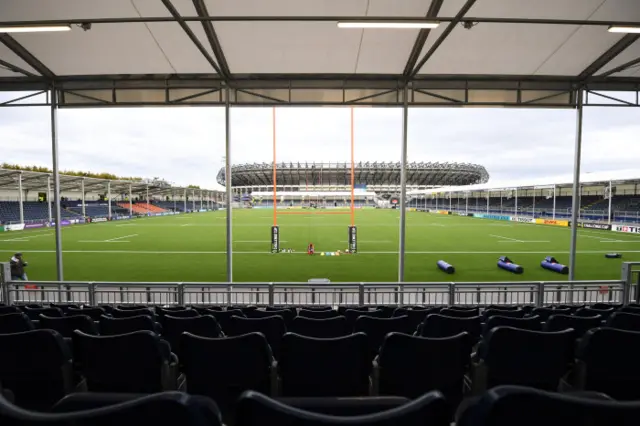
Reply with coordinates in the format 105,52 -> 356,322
279,333 -> 370,397
482,309 -> 526,320
475,327 -> 575,392
245,309 -> 294,326
227,315 -> 285,360
111,308 -> 155,320
377,332 -> 470,411
0,306 -> 20,315
457,385 -> 640,426
235,389 -> 449,426
392,308 -> 434,330
576,327 -> 640,400
67,306 -> 105,321
606,311 -> 640,332
441,308 -> 479,318
298,309 -> 341,319
619,305 -> 640,315
99,315 -> 161,335
344,309 -> 386,329
297,306 -> 333,311
531,307 -> 570,321
0,312 -> 34,334
0,330 -> 73,410
354,315 -> 413,359
421,314 -> 482,344
575,307 -> 613,320
40,314 -> 98,337
482,315 -> 542,336
181,332 -> 273,423
545,314 -> 602,337
206,309 -> 245,333
156,308 -> 199,327
23,306 -> 62,321
290,316 -> 350,338
72,330 -> 178,393
163,315 -> 221,359
486,305 -> 520,311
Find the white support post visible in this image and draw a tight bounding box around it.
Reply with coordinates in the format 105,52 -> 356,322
50,87 -> 64,280
435,193 -> 438,211
81,178 -> 86,217
47,175 -> 52,222
225,87 -> 233,282
568,89 -> 584,281
553,185 -> 556,220
532,188 -> 536,219
146,185 -> 149,206
129,184 -> 133,217
200,190 -> 203,211
18,172 -> 24,224
608,181 -> 613,225
449,191 -> 452,211
500,191 -> 503,214
465,192 -> 468,215
515,188 -> 518,219
107,182 -> 112,219
397,85 -> 408,282
486,190 -> 490,213
192,190 -> 196,212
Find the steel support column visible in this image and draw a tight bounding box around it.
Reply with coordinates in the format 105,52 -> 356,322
192,190 -> 196,212
47,175 -> 52,222
398,85 -> 409,282
569,89 -> 584,281
146,186 -> 149,206
81,178 -> 86,217
532,189 -> 536,219
129,184 -> 133,217
608,181 -> 613,225
50,88 -> 63,280
225,86 -> 233,282
107,182 -> 111,219
553,185 -> 556,220
200,190 -> 203,210
515,188 -> 518,218
184,189 -> 187,212
486,190 -> 489,213
18,173 -> 24,224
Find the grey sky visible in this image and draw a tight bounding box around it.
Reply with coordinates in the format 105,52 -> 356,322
1,91 -> 639,190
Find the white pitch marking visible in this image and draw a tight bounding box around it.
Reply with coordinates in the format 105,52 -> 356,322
104,234 -> 138,242
339,240 -> 393,243
489,234 -> 523,242
497,240 -> 550,243
235,240 -> 288,243
580,234 -> 620,242
77,240 -> 131,243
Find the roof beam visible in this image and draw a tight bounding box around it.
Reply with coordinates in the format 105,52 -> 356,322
0,58 -> 37,77
161,0 -> 224,78
409,0 -> 478,78
403,0 -> 444,77
0,34 -> 54,79
579,34 -> 640,80
191,0 -> 231,79
599,55 -> 640,78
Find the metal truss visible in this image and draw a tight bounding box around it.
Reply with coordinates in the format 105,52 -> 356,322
217,162 -> 489,188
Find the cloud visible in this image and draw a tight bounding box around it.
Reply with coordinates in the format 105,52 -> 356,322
1,91 -> 639,191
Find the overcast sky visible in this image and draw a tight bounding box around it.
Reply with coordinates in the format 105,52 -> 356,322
1,91 -> 639,190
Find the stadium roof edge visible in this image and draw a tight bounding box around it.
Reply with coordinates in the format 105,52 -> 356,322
413,169 -> 640,194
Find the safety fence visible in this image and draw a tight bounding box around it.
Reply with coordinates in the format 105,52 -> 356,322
1,263 -> 638,308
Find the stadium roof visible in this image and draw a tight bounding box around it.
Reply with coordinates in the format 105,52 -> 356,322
0,168 -> 218,195
414,169 -> 640,194
1,0 -> 640,108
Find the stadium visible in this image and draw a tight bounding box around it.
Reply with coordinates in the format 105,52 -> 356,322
1,1 -> 640,423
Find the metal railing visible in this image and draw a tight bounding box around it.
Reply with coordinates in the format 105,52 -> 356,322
2,261 -> 639,307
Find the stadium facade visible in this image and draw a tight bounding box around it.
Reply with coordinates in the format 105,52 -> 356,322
217,162 -> 489,195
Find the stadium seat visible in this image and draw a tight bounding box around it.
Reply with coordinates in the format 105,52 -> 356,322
606,311 -> 640,331
575,327 -> 640,400
99,315 -> 161,335
457,385 -> 640,426
111,307 -> 155,320
441,308 -> 479,318
473,327 -> 575,392
338,306 -> 367,316
23,306 -> 63,321
447,306 -> 480,315
266,306 -> 297,314
289,316 -> 350,338
50,303 -> 80,314
275,395 -> 410,416
67,306 -> 105,321
545,314 -> 602,337
591,303 -> 622,310
376,332 -> 470,410
206,309 -> 245,333
421,314 -> 482,343
344,309 -> 385,328
619,305 -> 640,315
354,315 -> 414,359
246,308 -> 294,327
482,309 -> 526,320
486,305 -> 520,311
191,305 -> 224,314
72,330 -> 179,393
181,332 -> 273,423
39,314 -> 98,337
482,315 -> 542,336
392,307 -> 434,331
227,315 -> 286,360
298,309 -> 342,319
297,305 -> 333,311
278,333 -> 371,397
555,304 -> 586,314
116,305 -> 148,310
0,306 -> 20,315
531,307 -> 570,321
575,307 -> 614,319
163,315 -> 221,359
0,330 -> 74,410
0,312 -> 34,333
375,306 -> 397,318
235,389 -> 449,426
156,309 -> 199,328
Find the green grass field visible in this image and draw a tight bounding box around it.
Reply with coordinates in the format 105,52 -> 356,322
1,209 -> 639,283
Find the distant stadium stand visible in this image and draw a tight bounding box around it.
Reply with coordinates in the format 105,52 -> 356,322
0,201 -> 82,224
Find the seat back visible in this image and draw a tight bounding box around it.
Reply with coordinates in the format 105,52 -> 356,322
392,308 -> 432,330
486,305 -> 520,311
0,330 -> 73,410
111,308 -> 154,319
279,333 -> 371,397
245,309 -> 294,326
532,307 -> 570,321
422,314 -> 482,343
619,305 -> 640,315
290,316 -> 350,338
545,314 -> 602,337
99,315 -> 159,335
344,309 -> 385,328
576,307 -> 613,319
577,327 -> 640,400
181,332 -> 272,421
23,307 -> 62,321
0,306 -> 20,315
480,327 -> 575,391
298,306 -> 333,311
482,309 -> 526,320
73,330 -> 169,393
0,313 -> 34,334
67,307 -> 105,321
207,310 -> 245,333
457,385 -> 640,426
482,315 -> 542,336
606,311 -> 640,332
354,315 -> 413,358
441,308 -> 479,318
298,309 -> 341,319
40,314 -> 98,337
235,390 -> 449,426
163,315 -> 221,357
378,332 -> 470,408
227,316 -> 285,359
